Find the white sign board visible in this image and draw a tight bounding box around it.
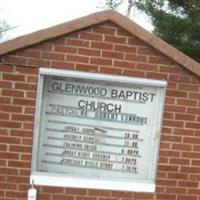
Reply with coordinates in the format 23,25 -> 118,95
31,68 -> 167,192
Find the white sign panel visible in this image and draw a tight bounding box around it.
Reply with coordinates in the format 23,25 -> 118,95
31,68 -> 167,192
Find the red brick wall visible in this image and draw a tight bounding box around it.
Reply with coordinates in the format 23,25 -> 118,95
0,21 -> 200,200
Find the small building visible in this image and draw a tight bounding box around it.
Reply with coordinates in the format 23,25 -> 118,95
0,10 -> 199,200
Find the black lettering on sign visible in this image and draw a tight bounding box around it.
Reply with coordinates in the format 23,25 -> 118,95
78,100 -> 122,113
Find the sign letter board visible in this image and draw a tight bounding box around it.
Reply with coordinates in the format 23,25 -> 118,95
31,68 -> 167,192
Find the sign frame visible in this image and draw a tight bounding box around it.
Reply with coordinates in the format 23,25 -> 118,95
31,67 -> 167,192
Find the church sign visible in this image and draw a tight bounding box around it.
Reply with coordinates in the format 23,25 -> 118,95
31,68 -> 167,192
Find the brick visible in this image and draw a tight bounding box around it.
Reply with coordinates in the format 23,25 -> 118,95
105,35 -> 126,44
16,66 -> 38,74
19,170 -> 30,177
136,63 -> 158,71
65,188 -> 87,195
100,67 -> 121,75
32,43 -> 53,51
93,26 -> 115,35
90,58 -> 112,66
52,61 -> 75,70
169,158 -> 190,165
138,47 -> 160,55
159,150 -> 180,157
9,145 -> 32,153
0,128 -> 9,135
24,107 -> 35,114
148,56 -> 170,65
65,38 -> 89,47
0,121 -> 21,128
111,191 -> 132,198
22,137 -> 32,146
67,55 -> 89,63
7,175 -> 29,183
123,69 -> 145,77
4,55 -> 27,65
0,64 -> 13,72
187,107 -> 200,114
159,66 -> 182,74
117,28 -> 130,36
0,97 -> 11,104
177,195 -> 197,200
42,186 -> 64,193
0,152 -> 19,159
3,73 -> 25,82
0,183 -> 17,190
11,114 -> 34,122
0,136 -> 20,144
55,45 -> 77,54
0,80 -> 12,88
21,154 -> 32,160
27,58 -> 50,66
17,49 -> 41,58
91,41 -> 113,50
175,114 -> 195,121
134,193 -> 154,199
163,112 -> 174,119
178,83 -> 199,91
192,160 -> 200,166
27,76 -> 38,83
115,44 -> 136,53
185,122 -> 200,129
159,142 -> 170,149
26,91 -> 37,99
6,191 -> 27,198
10,130 -> 32,138
156,179 -> 177,187
52,36 -> 65,44
15,82 -> 37,91
174,128 -> 194,136
178,181 -> 199,188
13,98 -> 35,106
177,99 -> 197,107
161,135 -> 182,142
167,89 -> 188,98
106,52 -> 125,60
164,97 -> 175,104
182,152 -> 200,159
78,48 -> 100,56
158,165 -> 178,172
42,52 -> 65,61
189,92 -> 200,100
183,137 -> 200,145
80,32 -> 103,41
188,189 -> 200,195
166,187 -> 187,194
190,174 -> 200,181
128,38 -> 146,46
146,72 -> 167,79
114,60 -> 135,69
76,197 -> 96,200
2,89 -> 24,97
76,64 -> 98,72
38,193 -> 52,200
169,74 -> 190,82
165,105 -> 186,113
88,189 -> 110,196
163,120 -> 184,128
23,122 -> 34,130
172,143 -> 192,151
168,173 -> 188,180
126,54 -> 147,62
8,160 -> 31,168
